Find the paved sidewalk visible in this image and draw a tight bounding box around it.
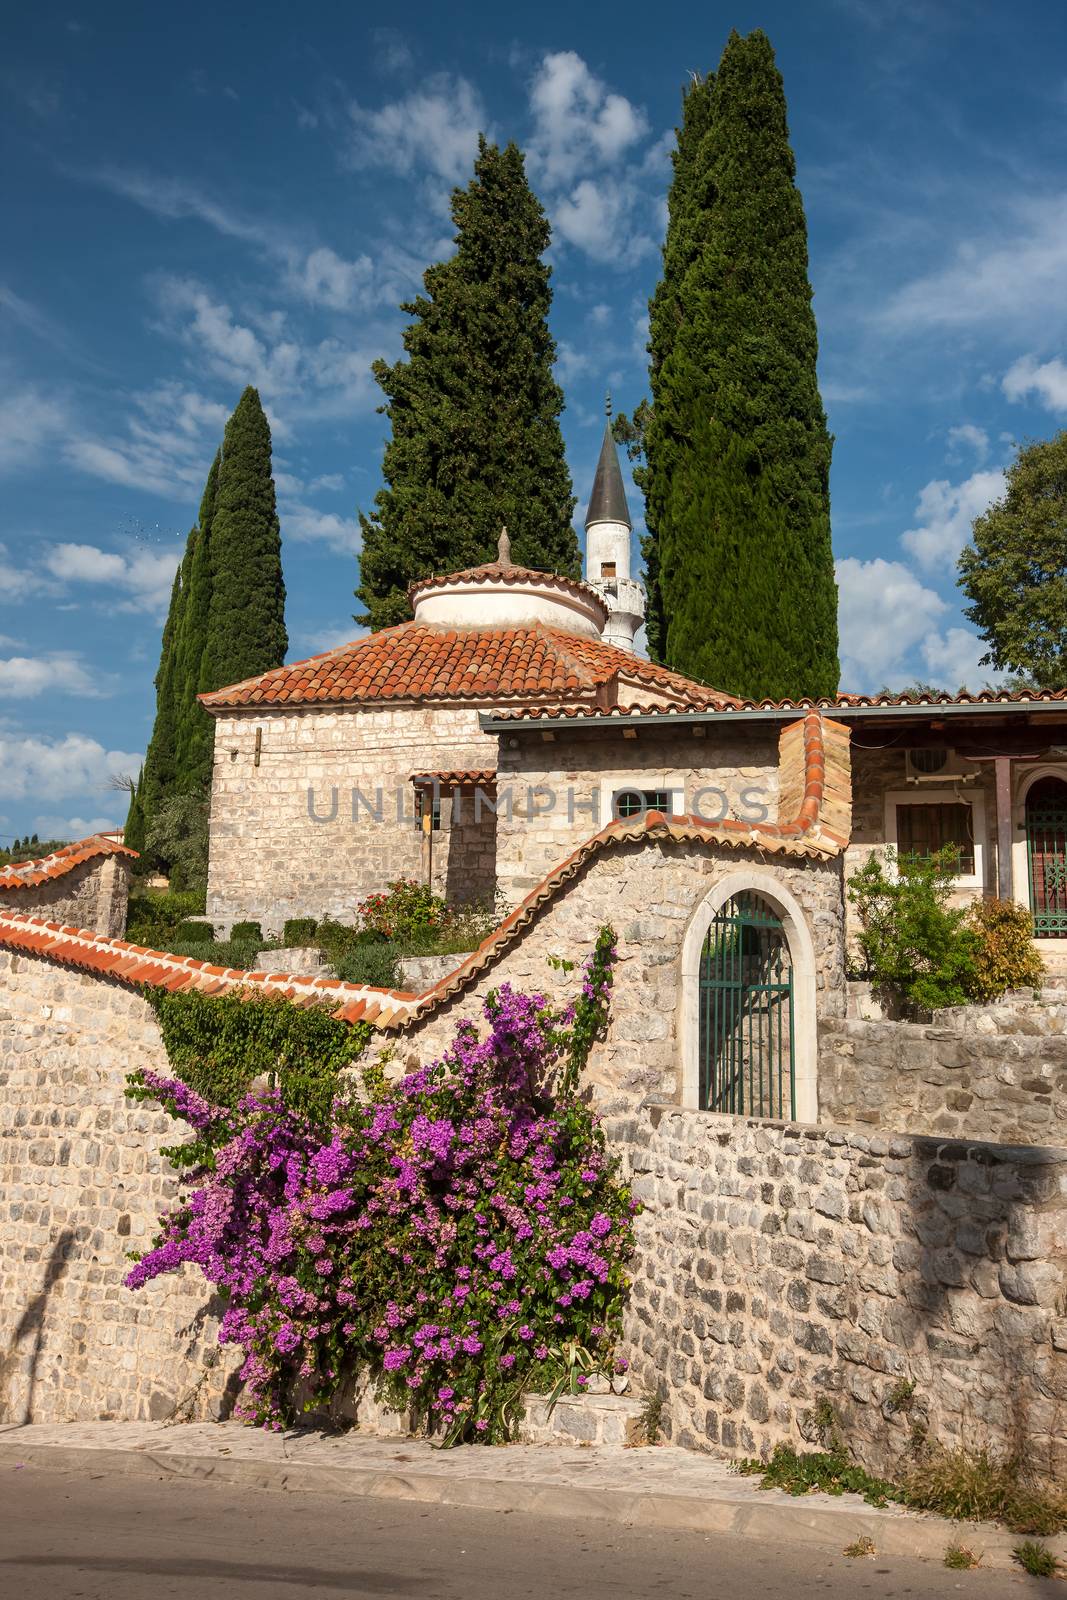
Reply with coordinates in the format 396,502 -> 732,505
0,1420 -> 1060,1575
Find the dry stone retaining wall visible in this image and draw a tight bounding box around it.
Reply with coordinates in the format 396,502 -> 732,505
0,950 -> 237,1424
819,1011 -> 1067,1145
611,1103 -> 1067,1481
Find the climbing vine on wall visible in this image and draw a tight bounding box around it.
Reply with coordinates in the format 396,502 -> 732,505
125,929 -> 636,1442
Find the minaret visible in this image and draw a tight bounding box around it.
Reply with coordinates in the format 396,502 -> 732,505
584,395 -> 646,652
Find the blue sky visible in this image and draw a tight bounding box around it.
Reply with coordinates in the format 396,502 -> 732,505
2,0 -> 1067,843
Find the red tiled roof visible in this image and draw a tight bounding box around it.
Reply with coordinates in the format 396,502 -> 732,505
0,912 -> 421,1026
408,560 -> 607,617
199,622 -> 738,714
489,685 -> 1067,721
0,835 -> 138,891
411,770 -> 497,787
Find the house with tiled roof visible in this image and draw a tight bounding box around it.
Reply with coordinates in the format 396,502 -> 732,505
199,423 -> 1067,973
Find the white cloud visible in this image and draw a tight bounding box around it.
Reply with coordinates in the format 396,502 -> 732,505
1003,353 -> 1067,412
280,498 -> 362,555
946,423 -> 989,462
33,814 -> 123,839
920,626 -> 996,692
552,176 -> 654,265
295,622 -> 367,654
836,556 -> 946,686
371,27 -> 413,76
309,472 -> 344,493
43,542 -> 180,614
86,168 -> 279,250
345,74 -> 485,184
0,731 -> 141,803
528,52 -> 647,187
0,653 -> 105,698
65,381 -> 227,499
879,194 -> 1067,333
899,468 -> 1006,572
0,543 -> 52,601
0,388 -> 68,474
289,246 -> 376,311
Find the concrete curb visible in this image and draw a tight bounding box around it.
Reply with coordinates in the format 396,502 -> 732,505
1,1429 -> 1063,1575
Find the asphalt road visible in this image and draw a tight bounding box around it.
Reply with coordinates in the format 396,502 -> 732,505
0,1463 -> 1052,1599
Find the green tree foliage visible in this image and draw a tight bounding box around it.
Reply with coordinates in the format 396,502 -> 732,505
634,32 -> 839,699
356,138 -> 578,630
848,848 -> 978,1012
174,452 -> 219,793
958,430 -> 1067,687
133,390 -> 286,890
123,768 -> 146,855
137,556 -> 189,840
200,388 -> 288,692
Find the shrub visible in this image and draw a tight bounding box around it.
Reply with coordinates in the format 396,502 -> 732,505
126,931 -> 632,1441
126,888 -> 207,946
172,920 -> 216,944
848,848 -> 979,1012
230,920 -> 264,944
966,898 -> 1045,1002
332,943 -> 401,991
357,878 -> 449,942
283,918 -> 319,947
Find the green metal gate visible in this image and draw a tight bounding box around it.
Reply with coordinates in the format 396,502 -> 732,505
698,892 -> 794,1118
1027,777 -> 1067,937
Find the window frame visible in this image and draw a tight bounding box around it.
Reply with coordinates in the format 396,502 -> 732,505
883,786 -> 985,890
611,787 -> 677,821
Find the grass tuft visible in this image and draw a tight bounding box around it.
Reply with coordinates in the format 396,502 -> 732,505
1013,1541 -> 1059,1578
943,1542 -> 980,1570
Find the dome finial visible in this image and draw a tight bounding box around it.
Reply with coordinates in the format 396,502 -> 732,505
605,391 -> 613,421
497,526 -> 512,568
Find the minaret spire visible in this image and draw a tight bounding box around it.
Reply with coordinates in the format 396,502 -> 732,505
583,397 -> 645,652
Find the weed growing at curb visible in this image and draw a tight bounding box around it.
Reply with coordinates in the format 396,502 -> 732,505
1013,1541 -> 1059,1578
943,1542 -> 980,1570
637,1392 -> 664,1446
843,1535 -> 876,1559
734,1445 -> 900,1509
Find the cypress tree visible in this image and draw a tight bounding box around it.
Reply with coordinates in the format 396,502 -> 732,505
123,768 -> 146,855
356,137 -> 579,630
200,387 -> 287,691
638,72 -> 716,663
137,556 -> 188,838
174,452 -> 219,792
644,31 -> 839,700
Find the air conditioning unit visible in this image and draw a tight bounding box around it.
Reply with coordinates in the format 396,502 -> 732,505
904,747 -> 976,783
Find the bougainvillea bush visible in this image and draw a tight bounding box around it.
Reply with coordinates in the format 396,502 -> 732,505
126,929 -> 636,1441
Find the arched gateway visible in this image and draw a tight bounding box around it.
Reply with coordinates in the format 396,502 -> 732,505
680,871 -> 818,1124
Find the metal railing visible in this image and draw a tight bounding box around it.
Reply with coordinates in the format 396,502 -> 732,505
698,892 -> 794,1119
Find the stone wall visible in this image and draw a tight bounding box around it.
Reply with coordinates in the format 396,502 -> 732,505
495,724 -> 780,906
0,855 -> 130,938
0,950 -> 237,1424
611,1102 -> 1067,1480
372,837 -> 847,1111
819,1008 -> 1067,1145
205,703 -> 509,934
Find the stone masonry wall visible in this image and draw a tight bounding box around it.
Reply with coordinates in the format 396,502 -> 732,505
206,703 -> 512,935
0,856 -> 130,938
495,725 -> 780,907
819,1010 -> 1067,1146
0,950 -> 237,1423
611,1103 -> 1067,1480
371,837 -> 847,1110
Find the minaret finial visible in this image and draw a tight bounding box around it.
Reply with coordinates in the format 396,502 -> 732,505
497,526 -> 512,567
605,391 -> 613,421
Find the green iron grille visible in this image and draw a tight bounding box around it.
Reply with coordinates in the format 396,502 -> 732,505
698,892 -> 794,1119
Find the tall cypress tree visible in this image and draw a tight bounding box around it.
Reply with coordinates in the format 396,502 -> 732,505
174,452 -> 219,793
636,72 -> 715,663
643,31 -> 839,699
356,137 -> 579,630
200,387 -> 287,690
136,556 -> 188,841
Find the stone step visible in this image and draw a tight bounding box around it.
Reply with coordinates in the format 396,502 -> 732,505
325,1381 -> 644,1448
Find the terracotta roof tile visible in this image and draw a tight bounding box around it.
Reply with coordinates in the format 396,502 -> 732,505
199,622 -> 737,714
0,834 -> 137,892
